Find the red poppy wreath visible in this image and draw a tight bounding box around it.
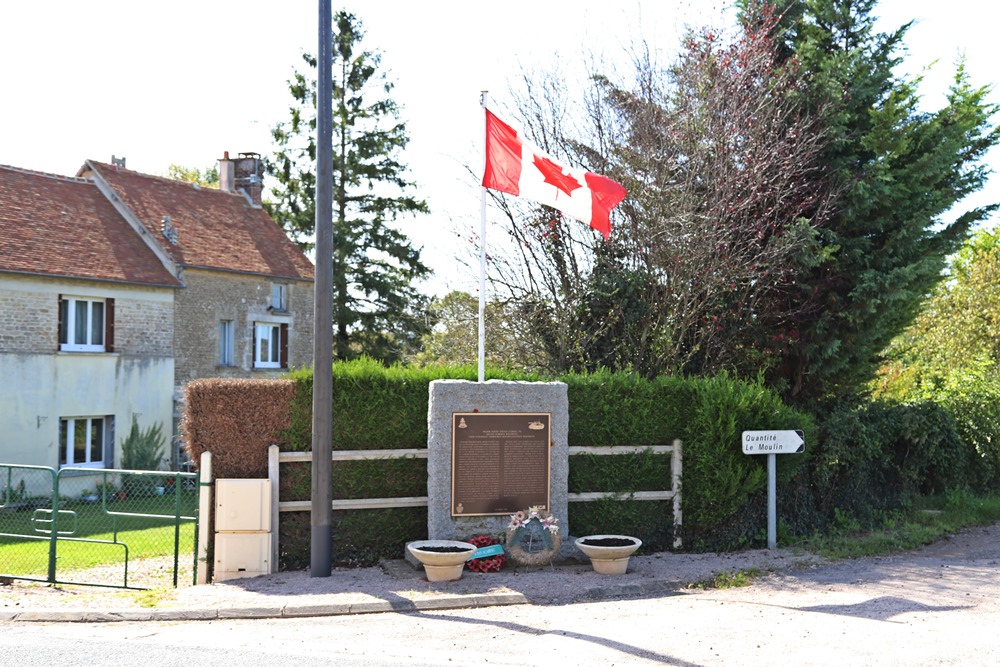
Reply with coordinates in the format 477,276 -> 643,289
465,535 -> 507,573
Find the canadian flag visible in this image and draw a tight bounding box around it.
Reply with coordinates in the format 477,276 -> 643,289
481,109 -> 627,240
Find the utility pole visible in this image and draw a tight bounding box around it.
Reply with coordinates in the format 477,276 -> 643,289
311,0 -> 334,577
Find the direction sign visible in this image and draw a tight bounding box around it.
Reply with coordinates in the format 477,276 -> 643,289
742,430 -> 804,455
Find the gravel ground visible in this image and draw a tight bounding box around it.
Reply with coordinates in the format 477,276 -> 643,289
2,521 -> 997,619
1,546 -> 825,613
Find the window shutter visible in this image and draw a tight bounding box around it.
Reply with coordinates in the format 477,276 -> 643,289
280,323 -> 289,369
253,324 -> 259,367
105,298 -> 115,352
57,294 -> 63,351
105,416 -> 115,468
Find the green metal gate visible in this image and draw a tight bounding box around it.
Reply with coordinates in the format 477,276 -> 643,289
0,464 -> 199,589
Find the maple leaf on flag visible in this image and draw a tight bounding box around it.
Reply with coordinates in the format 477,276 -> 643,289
482,109 -> 626,239
533,153 -> 582,197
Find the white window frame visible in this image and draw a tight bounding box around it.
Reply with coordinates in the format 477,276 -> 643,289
270,283 -> 288,312
60,296 -> 106,352
219,320 -> 235,366
59,416 -> 112,469
254,322 -> 282,368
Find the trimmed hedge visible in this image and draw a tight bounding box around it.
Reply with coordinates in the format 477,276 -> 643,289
183,361 -> 995,565
181,378 -> 296,479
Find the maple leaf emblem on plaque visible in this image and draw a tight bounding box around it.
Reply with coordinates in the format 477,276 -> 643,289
533,153 -> 582,196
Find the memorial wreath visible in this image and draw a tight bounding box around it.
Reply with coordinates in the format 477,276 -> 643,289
465,535 -> 507,572
504,506 -> 561,568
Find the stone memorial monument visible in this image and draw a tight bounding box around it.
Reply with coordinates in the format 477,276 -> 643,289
426,379 -> 569,541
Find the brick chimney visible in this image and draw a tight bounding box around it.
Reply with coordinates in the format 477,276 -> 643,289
218,151 -> 264,207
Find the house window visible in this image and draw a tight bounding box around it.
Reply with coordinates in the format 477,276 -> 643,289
59,296 -> 114,352
219,320 -> 235,366
254,322 -> 288,369
270,283 -> 287,312
59,416 -> 113,468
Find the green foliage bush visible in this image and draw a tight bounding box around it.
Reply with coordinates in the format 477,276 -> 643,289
941,380 -> 1000,492
790,396 -> 976,536
283,360 -> 538,451
676,373 -> 813,550
121,418 -> 165,470
120,418 -> 166,498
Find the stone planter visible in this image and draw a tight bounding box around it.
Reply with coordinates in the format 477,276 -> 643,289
406,540 -> 477,582
575,535 -> 642,575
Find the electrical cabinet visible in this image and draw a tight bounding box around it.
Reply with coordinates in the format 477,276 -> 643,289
214,532 -> 271,581
214,479 -> 271,581
215,479 -> 271,532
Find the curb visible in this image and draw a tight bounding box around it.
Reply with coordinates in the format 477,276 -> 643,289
0,591 -> 530,623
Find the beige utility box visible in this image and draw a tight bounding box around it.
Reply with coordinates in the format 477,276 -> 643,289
214,479 -> 271,581
215,479 -> 271,532
214,533 -> 271,581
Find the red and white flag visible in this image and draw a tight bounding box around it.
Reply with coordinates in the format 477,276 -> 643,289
481,109 -> 627,240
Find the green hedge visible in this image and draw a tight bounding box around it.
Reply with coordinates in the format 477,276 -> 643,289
196,359 -> 996,567
272,362 -> 816,564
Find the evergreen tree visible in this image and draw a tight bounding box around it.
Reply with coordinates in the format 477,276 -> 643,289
740,0 -> 1000,399
268,11 -> 430,363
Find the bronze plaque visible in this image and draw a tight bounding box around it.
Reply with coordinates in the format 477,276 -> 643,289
451,412 -> 550,516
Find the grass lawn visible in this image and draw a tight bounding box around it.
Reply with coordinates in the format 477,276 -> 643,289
0,492 -> 198,579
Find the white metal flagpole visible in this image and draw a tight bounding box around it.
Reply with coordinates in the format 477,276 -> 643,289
478,91 -> 488,383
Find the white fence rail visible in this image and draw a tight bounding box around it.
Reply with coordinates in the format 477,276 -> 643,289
266,439 -> 683,569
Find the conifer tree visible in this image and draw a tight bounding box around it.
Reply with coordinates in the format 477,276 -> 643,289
740,0 -> 1000,398
268,11 -> 430,362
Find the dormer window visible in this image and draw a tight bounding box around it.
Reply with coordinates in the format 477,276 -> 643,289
59,296 -> 114,352
270,283 -> 287,312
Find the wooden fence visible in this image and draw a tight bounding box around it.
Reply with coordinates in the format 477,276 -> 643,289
265,441 -> 683,571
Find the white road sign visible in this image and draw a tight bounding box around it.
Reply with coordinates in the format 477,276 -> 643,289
742,430 -> 805,455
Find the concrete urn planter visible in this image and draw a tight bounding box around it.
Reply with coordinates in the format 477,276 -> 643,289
406,540 -> 477,582
575,535 -> 642,575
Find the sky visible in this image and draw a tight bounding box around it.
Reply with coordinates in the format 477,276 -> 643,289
2,1 -> 997,297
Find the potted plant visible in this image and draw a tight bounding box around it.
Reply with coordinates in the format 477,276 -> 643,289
407,540 -> 477,582
94,481 -> 117,501
505,506 -> 561,569
575,535 -> 643,575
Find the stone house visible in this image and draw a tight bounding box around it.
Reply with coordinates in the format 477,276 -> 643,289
0,154 -> 314,472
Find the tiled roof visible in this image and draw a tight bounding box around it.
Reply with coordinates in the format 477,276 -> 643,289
0,165 -> 181,287
82,161 -> 314,281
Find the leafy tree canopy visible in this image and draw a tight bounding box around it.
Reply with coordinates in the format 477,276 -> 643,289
491,4 -> 833,379
412,291 -> 548,372
166,164 -> 218,187
876,226 -> 1000,398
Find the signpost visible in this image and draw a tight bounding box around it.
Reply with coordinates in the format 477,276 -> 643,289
742,430 -> 804,549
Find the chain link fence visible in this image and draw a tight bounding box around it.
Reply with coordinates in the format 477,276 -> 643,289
0,464 -> 199,589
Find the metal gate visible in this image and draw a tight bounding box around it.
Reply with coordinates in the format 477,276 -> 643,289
0,464 -> 199,589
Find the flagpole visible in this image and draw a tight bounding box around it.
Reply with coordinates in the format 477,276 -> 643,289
478,91 -> 488,384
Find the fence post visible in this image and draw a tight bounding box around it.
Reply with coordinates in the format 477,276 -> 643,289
197,451 -> 212,585
672,439 -> 683,549
268,445 -> 280,574
48,467 -> 60,583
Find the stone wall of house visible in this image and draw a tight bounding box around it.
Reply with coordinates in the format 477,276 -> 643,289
0,273 -> 173,356
172,268 -> 314,389
0,274 -> 175,469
